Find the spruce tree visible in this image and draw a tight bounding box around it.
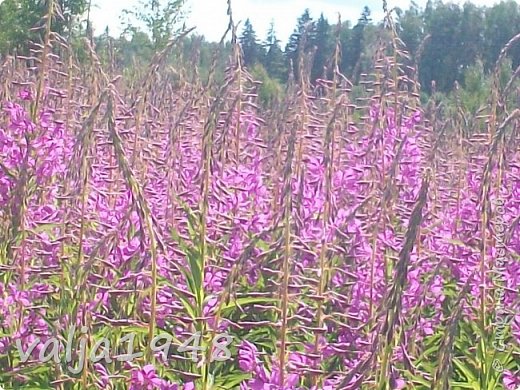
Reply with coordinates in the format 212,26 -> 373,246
262,21 -> 286,80
285,9 -> 315,80
239,18 -> 261,67
341,6 -> 371,80
312,13 -> 331,81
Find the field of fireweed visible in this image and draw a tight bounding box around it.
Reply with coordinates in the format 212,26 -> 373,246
0,6 -> 519,390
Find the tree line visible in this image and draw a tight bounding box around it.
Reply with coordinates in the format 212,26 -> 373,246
1,0 -> 519,96
237,1 -> 520,94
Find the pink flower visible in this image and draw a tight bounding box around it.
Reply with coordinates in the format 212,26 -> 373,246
18,88 -> 33,101
130,364 -> 163,390
238,340 -> 259,372
503,369 -> 520,390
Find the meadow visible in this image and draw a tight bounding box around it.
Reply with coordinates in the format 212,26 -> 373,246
0,3 -> 519,390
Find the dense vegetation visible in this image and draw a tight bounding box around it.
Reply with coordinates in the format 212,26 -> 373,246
2,0 -> 520,97
0,0 -> 519,389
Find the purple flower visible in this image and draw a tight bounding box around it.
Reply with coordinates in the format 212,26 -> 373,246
18,88 -> 33,101
238,340 -> 259,372
503,369 -> 520,390
130,365 -> 163,390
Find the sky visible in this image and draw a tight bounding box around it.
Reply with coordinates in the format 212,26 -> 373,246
90,0 -> 501,45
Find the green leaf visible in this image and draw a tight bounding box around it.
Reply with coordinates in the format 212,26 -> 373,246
213,372 -> 251,389
220,297 -> 277,316
453,357 -> 478,382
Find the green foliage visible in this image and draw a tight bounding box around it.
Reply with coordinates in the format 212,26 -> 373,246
285,9 -> 314,80
239,19 -> 260,67
116,30 -> 155,67
348,6 -> 371,80
0,0 -> 87,54
0,0 -> 42,53
121,0 -> 186,50
250,63 -> 284,107
483,0 -> 520,71
311,13 -> 332,81
262,22 -> 286,81
420,2 -> 465,93
459,60 -> 489,114
396,1 -> 424,57
402,276 -> 520,390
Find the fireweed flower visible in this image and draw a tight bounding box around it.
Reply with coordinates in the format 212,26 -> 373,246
238,340 -> 260,372
130,364 -> 163,389
0,77 -> 518,390
502,369 -> 520,390
18,88 -> 33,101
94,363 -> 111,389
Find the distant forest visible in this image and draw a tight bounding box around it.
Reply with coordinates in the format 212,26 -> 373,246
1,0 -> 519,98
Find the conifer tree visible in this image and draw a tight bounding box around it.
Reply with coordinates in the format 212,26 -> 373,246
239,18 -> 261,67
262,21 -> 286,80
285,9 -> 315,79
312,13 -> 331,81
342,6 -> 371,79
